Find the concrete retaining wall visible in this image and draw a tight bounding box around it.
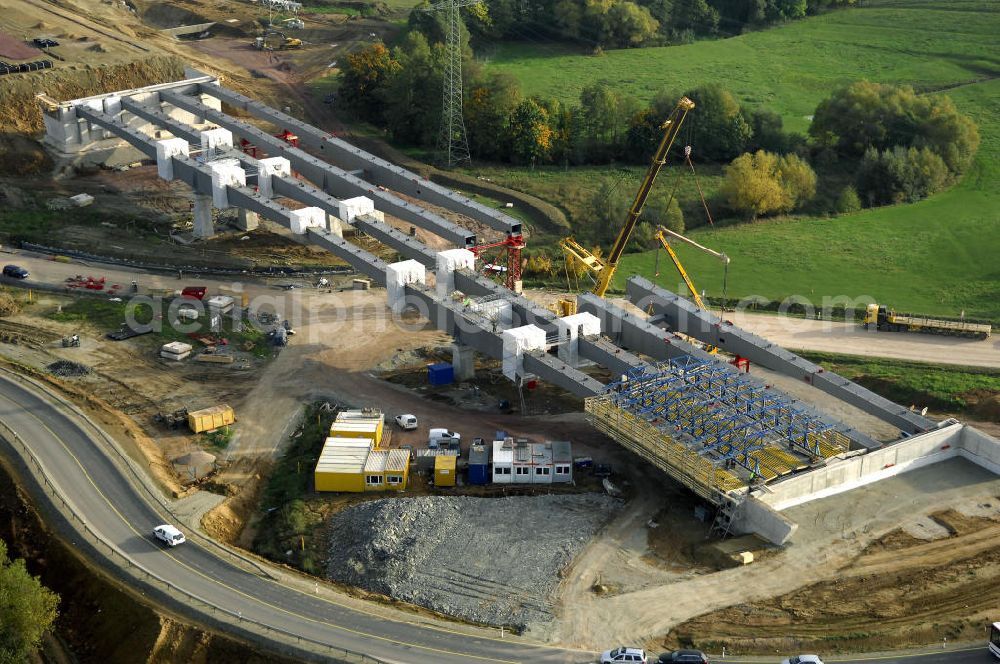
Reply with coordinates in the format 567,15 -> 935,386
734,496 -> 798,545
760,424 -> 967,511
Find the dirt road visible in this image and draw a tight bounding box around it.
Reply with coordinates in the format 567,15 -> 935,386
731,310 -> 1000,369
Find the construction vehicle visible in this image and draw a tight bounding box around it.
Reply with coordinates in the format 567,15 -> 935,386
863,304 -> 991,340
560,96 -> 695,298
653,226 -> 729,310
251,31 -> 302,50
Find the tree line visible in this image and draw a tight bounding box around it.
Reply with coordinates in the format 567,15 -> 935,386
339,34 -> 979,223
414,0 -> 858,50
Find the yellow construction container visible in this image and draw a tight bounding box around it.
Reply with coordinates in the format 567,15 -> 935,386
187,404 -> 235,434
365,448 -> 410,491
332,409 -> 384,446
314,438 -> 371,492
314,438 -> 409,492
434,454 -> 456,487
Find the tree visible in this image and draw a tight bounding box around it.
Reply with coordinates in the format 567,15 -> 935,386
721,149 -> 817,219
0,539 -> 59,663
642,195 -> 684,232
834,185 -> 861,214
465,72 -> 521,160
748,108 -> 786,153
382,33 -> 444,146
809,81 -> 979,173
508,98 -> 554,164
683,84 -> 753,161
671,0 -> 719,34
605,1 -> 659,47
337,42 -> 401,122
856,146 -> 950,206
777,153 -> 817,207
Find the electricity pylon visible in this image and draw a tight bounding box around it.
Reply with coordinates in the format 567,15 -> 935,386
423,0 -> 480,167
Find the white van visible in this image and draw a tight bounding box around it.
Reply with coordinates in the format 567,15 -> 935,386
428,428 -> 460,448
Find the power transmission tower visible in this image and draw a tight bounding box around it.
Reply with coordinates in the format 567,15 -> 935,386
424,0 -> 479,166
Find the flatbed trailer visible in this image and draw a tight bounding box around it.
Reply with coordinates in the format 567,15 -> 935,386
864,303 -> 991,340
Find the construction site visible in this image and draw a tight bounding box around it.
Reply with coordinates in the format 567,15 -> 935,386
1,0 -> 1000,660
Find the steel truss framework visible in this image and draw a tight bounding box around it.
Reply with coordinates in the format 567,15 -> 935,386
588,357 -> 850,497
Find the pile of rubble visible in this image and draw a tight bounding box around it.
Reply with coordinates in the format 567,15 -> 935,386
326,494 -> 620,630
47,360 -> 91,377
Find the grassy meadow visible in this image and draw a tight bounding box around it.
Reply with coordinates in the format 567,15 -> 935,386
475,0 -> 1000,319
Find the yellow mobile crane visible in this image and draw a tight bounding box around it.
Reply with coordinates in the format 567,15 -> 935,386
653,226 -> 729,310
560,96 -> 696,298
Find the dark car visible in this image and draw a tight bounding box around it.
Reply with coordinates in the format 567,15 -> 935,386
2,265 -> 29,279
658,650 -> 709,664
33,38 -> 59,48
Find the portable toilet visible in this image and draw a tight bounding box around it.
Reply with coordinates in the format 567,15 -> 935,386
434,454 -> 456,487
467,444 -> 489,485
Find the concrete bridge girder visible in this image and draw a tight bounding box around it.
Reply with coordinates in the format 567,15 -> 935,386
198,84 -> 521,237
158,91 -> 477,249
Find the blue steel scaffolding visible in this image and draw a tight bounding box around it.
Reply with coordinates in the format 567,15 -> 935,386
586,357 -> 850,499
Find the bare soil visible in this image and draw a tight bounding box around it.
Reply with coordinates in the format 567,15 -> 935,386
663,505 -> 1000,656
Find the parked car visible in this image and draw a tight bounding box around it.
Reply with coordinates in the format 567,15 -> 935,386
33,37 -> 59,47
658,650 -> 709,664
600,646 -> 648,663
152,524 -> 186,547
2,265 -> 29,279
428,428 -> 461,447
395,414 -> 418,430
782,656 -> 824,664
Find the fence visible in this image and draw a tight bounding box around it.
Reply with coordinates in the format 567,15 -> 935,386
0,382 -> 385,664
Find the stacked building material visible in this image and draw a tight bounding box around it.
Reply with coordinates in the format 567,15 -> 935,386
161,341 -> 192,361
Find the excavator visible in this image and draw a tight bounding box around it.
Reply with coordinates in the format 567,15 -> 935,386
559,96 -> 695,299
251,30 -> 302,50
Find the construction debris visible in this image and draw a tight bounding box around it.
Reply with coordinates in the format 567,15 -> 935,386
47,360 -> 91,377
325,494 -> 620,630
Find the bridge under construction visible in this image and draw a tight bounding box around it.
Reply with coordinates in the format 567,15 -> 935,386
39,69 -> 1000,544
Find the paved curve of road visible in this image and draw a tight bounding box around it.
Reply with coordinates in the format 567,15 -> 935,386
0,373 -> 587,664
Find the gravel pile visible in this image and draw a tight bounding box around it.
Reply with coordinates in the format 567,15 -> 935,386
47,360 -> 91,377
326,494 -> 620,630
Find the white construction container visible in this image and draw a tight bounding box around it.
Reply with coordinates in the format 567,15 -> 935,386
69,193 -> 94,207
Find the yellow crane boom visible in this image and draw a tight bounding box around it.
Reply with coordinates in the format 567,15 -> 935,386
654,226 -> 729,310
560,96 -> 695,298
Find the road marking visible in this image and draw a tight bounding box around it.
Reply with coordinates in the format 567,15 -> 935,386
0,384 -> 540,663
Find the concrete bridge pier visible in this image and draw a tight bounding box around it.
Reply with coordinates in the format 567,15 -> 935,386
452,344 -> 475,381
237,209 -> 259,231
193,193 -> 214,239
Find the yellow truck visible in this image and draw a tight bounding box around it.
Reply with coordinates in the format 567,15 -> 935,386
863,304 -> 991,340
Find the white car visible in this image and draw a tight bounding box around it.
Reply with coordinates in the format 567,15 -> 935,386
601,646 -> 648,663
782,656 -> 824,664
394,414 -> 418,430
153,524 -> 186,547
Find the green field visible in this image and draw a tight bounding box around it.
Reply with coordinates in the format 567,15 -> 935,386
797,351 -> 1000,416
480,1 -> 1000,319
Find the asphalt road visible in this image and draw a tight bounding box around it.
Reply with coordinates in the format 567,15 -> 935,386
0,372 -> 590,664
